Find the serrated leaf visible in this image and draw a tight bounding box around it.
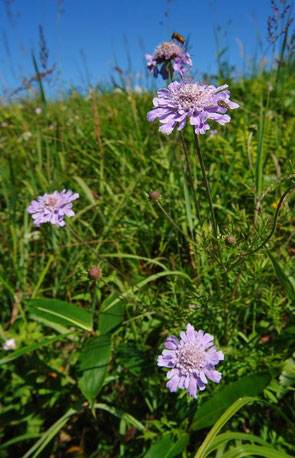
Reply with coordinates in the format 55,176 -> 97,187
192,372 -> 271,430
27,298 -> 92,331
77,335 -> 111,406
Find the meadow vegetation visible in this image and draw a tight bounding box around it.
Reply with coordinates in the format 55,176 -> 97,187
0,4 -> 295,457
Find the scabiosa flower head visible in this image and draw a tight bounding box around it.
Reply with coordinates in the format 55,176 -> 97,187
147,79 -> 239,135
27,189 -> 79,227
158,324 -> 224,398
35,107 -> 42,115
146,41 -> 192,80
3,338 -> 16,351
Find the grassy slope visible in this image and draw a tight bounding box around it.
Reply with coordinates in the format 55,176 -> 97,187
0,71 -> 295,455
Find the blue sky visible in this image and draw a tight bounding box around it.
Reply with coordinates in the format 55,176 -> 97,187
0,0 -> 279,98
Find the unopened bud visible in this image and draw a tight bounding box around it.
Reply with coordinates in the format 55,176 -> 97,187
88,267 -> 102,281
149,191 -> 161,201
225,235 -> 236,246
248,124 -> 258,134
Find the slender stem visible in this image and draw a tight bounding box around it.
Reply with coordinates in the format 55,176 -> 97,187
66,223 -> 130,283
193,132 -> 218,238
156,201 -> 223,268
65,222 -> 151,309
228,183 -> 295,272
157,202 -> 197,245
0,323 -> 6,340
180,131 -> 202,222
193,131 -> 226,273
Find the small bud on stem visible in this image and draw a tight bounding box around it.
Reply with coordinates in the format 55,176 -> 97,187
88,267 -> 102,281
225,235 -> 236,246
149,191 -> 161,201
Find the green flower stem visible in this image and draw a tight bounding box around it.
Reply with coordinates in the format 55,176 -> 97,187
180,131 -> 202,223
228,183 -> 295,272
65,222 -> 148,309
155,201 -> 223,268
193,131 -> 224,269
66,222 -> 130,282
193,132 -> 217,237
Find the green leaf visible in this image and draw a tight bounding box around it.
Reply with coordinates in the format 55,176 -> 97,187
0,433 -> 42,450
221,444 -> 292,458
101,270 -> 192,314
206,431 -> 274,455
23,408 -> 76,458
268,252 -> 295,301
183,172 -> 193,234
77,335 -> 111,406
103,253 -> 168,270
116,343 -> 153,376
27,298 -> 93,331
255,102 -> 265,197
165,434 -> 190,458
144,433 -> 189,458
94,403 -> 146,431
31,255 -> 54,299
73,176 -> 96,205
99,293 -> 123,334
194,397 -> 257,458
192,372 -> 271,431
0,332 -> 74,366
278,352 -> 295,399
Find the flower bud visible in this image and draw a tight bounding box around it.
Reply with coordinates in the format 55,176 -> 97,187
248,124 -> 258,134
88,267 -> 102,281
225,235 -> 236,246
149,191 -> 161,201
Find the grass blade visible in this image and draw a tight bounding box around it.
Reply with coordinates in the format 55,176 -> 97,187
194,397 -> 257,458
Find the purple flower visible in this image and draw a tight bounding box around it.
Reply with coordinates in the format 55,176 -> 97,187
146,41 -> 192,80
27,190 -> 79,227
35,107 -> 42,115
209,129 -> 218,137
158,324 -> 224,398
147,79 -> 239,135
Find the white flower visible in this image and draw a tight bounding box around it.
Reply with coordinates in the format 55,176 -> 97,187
133,85 -> 143,93
3,338 -> 16,350
17,132 -> 32,143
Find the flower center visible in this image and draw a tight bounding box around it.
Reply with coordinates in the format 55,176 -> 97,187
154,42 -> 182,61
178,343 -> 205,372
174,83 -> 213,111
42,194 -> 61,211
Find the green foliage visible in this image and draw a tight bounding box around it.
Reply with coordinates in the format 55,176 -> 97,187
192,372 -> 272,430
0,59 -> 295,456
77,335 -> 111,407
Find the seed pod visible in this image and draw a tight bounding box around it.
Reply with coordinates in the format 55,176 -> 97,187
88,267 -> 102,281
225,235 -> 236,246
149,191 -> 161,201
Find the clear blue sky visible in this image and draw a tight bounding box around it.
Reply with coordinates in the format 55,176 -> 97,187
0,0 -> 279,98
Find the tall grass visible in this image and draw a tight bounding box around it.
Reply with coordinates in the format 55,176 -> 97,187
0,3 -> 295,456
